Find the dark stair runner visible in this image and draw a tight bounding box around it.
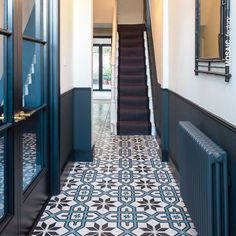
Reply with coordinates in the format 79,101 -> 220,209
117,24 -> 151,135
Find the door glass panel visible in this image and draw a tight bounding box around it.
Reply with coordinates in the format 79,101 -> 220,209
22,0 -> 45,40
0,133 -> 6,220
93,46 -> 99,90
0,35 -> 7,124
22,41 -> 44,109
0,0 -> 7,29
102,47 -> 111,90
23,112 -> 44,190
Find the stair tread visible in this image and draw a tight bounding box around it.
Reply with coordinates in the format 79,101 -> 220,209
118,24 -> 146,31
119,85 -> 147,88
119,64 -> 145,68
118,120 -> 150,124
120,47 -> 144,51
119,108 -> 149,113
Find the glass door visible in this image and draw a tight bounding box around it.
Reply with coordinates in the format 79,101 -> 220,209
93,46 -> 99,90
0,0 -> 51,234
102,46 -> 112,90
0,0 -> 14,228
93,40 -> 111,91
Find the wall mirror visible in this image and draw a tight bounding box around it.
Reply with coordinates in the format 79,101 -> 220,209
195,0 -> 231,82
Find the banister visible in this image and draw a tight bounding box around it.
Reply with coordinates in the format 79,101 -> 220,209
111,0 -> 117,66
110,0 -> 118,135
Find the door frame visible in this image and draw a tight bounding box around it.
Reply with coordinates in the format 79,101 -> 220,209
93,36 -> 112,92
0,0 -> 60,234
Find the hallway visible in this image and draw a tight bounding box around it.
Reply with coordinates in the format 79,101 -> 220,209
33,103 -> 197,236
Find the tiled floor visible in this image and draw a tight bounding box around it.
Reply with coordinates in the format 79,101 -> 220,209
33,103 -> 197,236
93,100 -> 110,144
93,91 -> 111,100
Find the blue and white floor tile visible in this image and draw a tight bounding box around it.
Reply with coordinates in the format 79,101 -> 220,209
32,107 -> 197,236
92,100 -> 110,144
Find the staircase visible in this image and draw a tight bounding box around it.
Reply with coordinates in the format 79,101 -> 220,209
23,53 -> 37,107
117,24 -> 151,135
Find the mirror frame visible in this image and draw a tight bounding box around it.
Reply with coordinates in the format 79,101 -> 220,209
195,0 -> 231,82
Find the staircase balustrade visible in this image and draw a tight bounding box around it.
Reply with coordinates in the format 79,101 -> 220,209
111,0 -> 118,134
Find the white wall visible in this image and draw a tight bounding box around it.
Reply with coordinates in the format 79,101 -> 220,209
150,0 -> 236,126
93,0 -> 114,25
60,0 -> 93,93
149,0 -> 169,88
60,0 -> 74,94
168,0 -> 236,126
73,0 -> 93,88
118,0 -> 144,24
149,0 -> 163,85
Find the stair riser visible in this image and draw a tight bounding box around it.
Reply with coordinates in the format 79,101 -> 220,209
117,123 -> 151,135
119,75 -> 147,82
119,67 -> 146,76
118,24 -> 146,31
119,33 -> 143,39
119,41 -> 143,48
119,49 -> 144,57
119,57 -> 145,65
119,82 -> 147,87
119,87 -> 148,96
119,110 -> 150,121
119,98 -> 149,108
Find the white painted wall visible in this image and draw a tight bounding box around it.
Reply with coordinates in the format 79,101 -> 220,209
60,0 -> 74,94
93,0 -> 114,24
73,0 -> 93,88
168,0 -> 236,126
60,0 -> 93,93
149,0 -> 163,85
149,0 -> 169,88
150,0 -> 236,126
118,0 -> 144,24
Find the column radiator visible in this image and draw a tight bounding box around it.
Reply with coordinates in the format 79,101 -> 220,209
179,121 -> 228,236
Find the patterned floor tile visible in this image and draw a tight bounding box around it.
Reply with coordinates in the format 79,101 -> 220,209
32,104 -> 198,236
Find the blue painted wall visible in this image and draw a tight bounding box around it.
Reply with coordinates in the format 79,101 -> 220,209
73,88 -> 93,162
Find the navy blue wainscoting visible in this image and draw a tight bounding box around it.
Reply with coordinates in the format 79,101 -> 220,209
73,88 -> 93,162
145,4 -> 169,162
60,89 -> 73,172
60,87 -> 93,178
168,90 -> 236,236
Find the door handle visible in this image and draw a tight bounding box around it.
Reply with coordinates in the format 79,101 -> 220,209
14,111 -> 33,122
18,111 -> 32,118
13,104 -> 47,123
14,112 -> 26,122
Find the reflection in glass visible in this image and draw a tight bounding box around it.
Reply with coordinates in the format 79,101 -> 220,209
93,46 -> 99,90
0,134 -> 6,219
23,113 -> 44,190
0,0 -> 7,29
0,35 -> 7,124
22,0 -> 45,39
199,0 -> 221,58
22,40 -> 44,109
102,47 -> 111,90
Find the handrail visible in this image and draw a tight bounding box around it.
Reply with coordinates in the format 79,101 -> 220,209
110,0 -> 118,134
111,0 -> 117,66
